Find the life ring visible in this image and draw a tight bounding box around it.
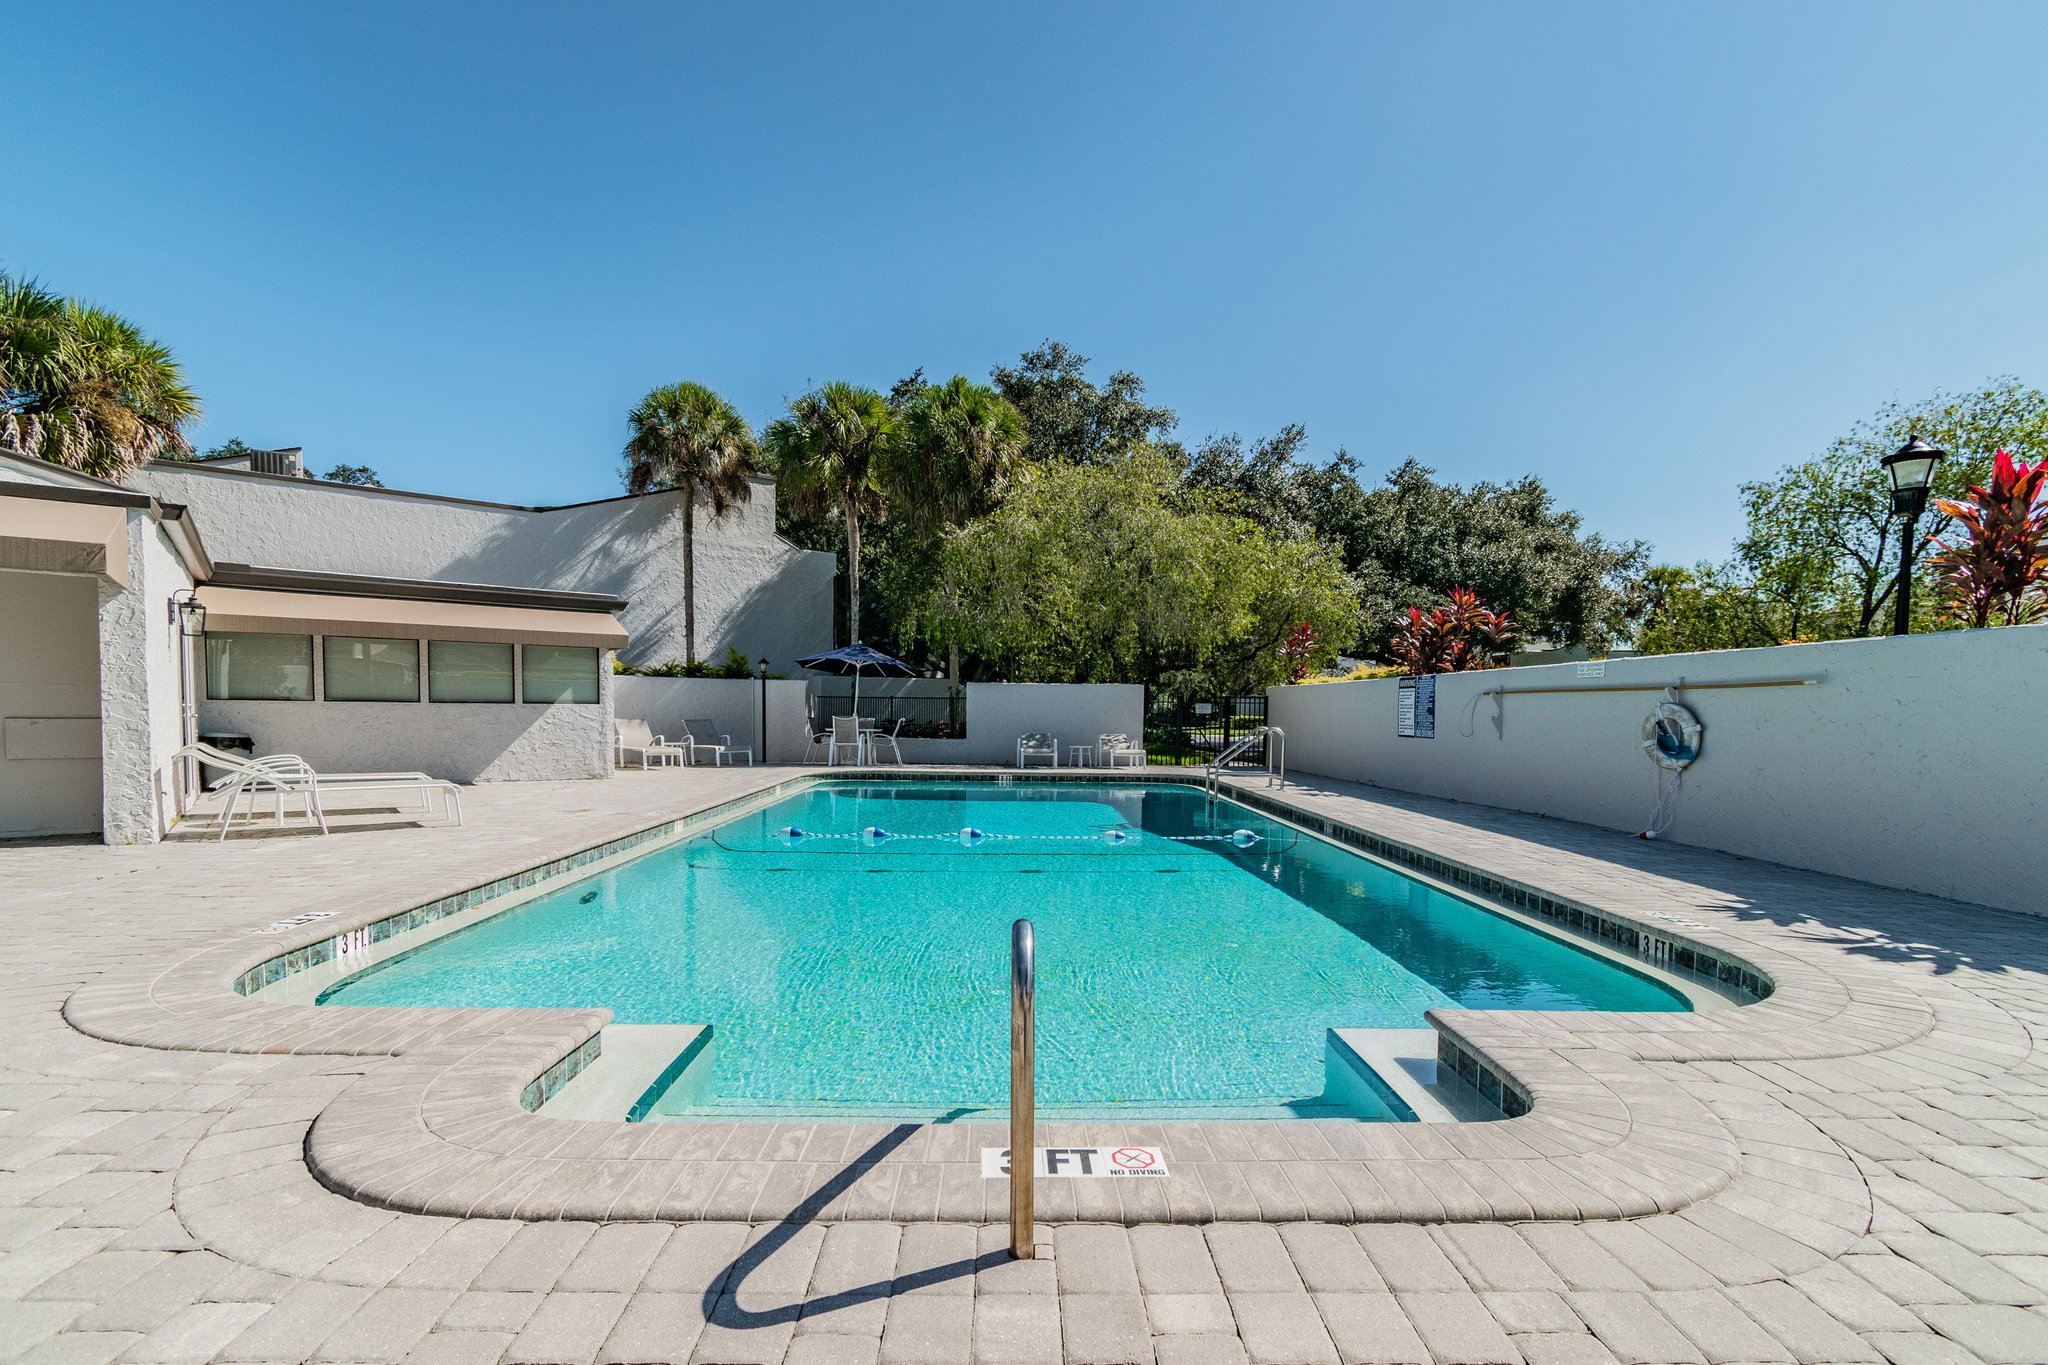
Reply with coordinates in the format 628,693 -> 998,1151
1642,701 -> 1702,771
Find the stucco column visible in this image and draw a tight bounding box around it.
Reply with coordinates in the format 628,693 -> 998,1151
96,511 -> 162,844
598,650 -> 616,778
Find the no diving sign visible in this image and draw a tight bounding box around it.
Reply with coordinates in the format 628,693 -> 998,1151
981,1146 -> 1168,1179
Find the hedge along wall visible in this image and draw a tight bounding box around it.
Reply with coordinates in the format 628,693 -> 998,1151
1268,625 -> 2047,917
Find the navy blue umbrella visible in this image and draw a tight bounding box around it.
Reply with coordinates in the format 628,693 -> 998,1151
796,642 -> 917,718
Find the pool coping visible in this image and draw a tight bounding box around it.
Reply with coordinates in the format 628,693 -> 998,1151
61,765 -> 1928,1226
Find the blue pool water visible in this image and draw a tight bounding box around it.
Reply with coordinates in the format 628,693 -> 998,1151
319,782 -> 1687,1118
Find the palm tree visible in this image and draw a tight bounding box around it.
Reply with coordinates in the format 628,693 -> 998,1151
623,382 -> 757,663
885,375 -> 1027,530
764,382 -> 895,644
883,376 -> 1028,678
0,273 -> 200,480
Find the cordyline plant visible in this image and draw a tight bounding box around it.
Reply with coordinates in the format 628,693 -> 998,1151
1386,587 -> 1516,675
1927,449 -> 2048,628
1278,622 -> 1320,682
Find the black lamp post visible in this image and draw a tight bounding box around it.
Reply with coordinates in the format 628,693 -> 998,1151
757,657 -> 770,763
1880,436 -> 1946,636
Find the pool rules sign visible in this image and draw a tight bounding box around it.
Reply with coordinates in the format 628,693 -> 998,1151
1397,674 -> 1435,739
982,1147 -> 1168,1179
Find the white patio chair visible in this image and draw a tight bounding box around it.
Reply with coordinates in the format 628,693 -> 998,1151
1100,733 -> 1147,768
827,715 -> 865,766
680,718 -> 751,767
173,743 -> 461,841
868,718 -> 906,765
1016,732 -> 1058,768
614,719 -> 688,769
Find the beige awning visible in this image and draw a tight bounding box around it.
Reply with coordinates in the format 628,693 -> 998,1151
0,495 -> 128,585
195,584 -> 628,648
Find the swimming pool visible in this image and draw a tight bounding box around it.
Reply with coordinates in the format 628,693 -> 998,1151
319,781 -> 1690,1119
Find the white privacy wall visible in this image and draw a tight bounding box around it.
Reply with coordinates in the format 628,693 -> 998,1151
897,684 -> 1146,765
1268,626 -> 2048,916
133,465 -> 836,673
611,676 -> 812,763
610,680 -> 1146,767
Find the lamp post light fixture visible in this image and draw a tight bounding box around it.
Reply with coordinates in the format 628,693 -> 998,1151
1880,436 -> 1946,636
169,590 -> 206,637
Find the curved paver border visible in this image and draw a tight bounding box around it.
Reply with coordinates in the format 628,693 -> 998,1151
61,767 -> 1943,1224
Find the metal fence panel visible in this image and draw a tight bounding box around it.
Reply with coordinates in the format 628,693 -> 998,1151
1143,693 -> 1267,766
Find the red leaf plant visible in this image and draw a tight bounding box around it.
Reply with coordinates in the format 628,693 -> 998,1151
1927,449 -> 2048,629
1278,622 -> 1320,683
1386,587 -> 1517,675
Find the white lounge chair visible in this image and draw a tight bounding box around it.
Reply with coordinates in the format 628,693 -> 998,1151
1016,733 -> 1058,768
173,743 -> 462,841
681,718 -> 752,767
614,719 -> 688,769
1099,733 -> 1147,768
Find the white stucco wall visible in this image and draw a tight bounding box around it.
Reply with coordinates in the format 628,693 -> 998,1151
896,684 -> 1147,765
139,516 -> 195,827
97,509 -> 192,843
0,568 -> 102,837
612,676 -> 812,763
132,465 -> 835,673
200,641 -> 615,783
1268,627 -> 2048,916
608,678 -> 1146,767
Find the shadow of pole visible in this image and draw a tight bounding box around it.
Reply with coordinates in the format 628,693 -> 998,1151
702,1118 -> 1012,1330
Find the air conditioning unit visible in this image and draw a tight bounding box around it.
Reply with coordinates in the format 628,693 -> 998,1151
250,447 -> 306,478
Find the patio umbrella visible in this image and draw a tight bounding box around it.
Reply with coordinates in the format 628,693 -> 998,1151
795,642 -> 917,721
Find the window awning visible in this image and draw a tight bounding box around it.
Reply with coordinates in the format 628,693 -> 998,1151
0,495 -> 129,585
195,584 -> 628,648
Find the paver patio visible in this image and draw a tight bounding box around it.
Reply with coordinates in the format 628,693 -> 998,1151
3,766 -> 2045,1364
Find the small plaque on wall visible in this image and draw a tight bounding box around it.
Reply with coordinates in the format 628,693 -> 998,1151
1396,676 -> 1435,739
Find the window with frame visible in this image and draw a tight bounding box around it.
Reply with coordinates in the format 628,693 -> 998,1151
323,636 -> 420,702
204,633 -> 314,701
428,640 -> 514,703
522,644 -> 599,704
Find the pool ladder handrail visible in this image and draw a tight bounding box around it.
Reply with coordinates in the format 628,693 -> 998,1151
1204,724 -> 1286,796
1009,918 -> 1035,1260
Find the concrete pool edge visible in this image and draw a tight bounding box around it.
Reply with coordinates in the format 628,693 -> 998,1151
60,765 -> 1927,1226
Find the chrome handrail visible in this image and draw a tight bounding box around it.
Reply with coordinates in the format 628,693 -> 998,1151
1010,918 -> 1035,1259
1204,724 -> 1286,795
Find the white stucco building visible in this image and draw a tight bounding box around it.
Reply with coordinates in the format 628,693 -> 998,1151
132,450 -> 834,675
0,448 -> 834,843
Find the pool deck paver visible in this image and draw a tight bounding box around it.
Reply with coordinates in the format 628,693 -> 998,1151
0,765 -> 2044,1362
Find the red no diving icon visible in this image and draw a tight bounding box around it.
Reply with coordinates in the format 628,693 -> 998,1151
1111,1147 -> 1155,1170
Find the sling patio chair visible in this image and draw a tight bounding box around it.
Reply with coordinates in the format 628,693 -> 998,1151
866,718 -> 906,765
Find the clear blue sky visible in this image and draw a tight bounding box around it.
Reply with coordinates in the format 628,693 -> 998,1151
7,3 -> 2044,564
